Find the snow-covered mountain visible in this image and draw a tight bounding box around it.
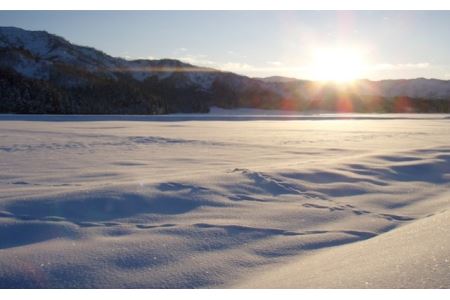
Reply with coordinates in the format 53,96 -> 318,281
258,76 -> 450,100
1,27 -> 290,113
356,78 -> 450,100
1,26 -> 450,114
0,26 -> 222,90
256,76 -> 302,83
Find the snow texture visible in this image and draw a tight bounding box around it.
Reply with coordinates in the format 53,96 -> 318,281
0,112 -> 449,288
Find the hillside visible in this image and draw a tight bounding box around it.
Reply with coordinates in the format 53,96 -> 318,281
1,26 -> 450,114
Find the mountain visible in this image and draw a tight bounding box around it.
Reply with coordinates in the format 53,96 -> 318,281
0,26 -> 287,114
257,76 -> 302,83
1,26 -> 450,114
356,78 -> 450,100
0,27 -> 214,87
259,76 -> 450,100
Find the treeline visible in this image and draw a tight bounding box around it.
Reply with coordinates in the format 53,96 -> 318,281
1,67 -> 450,114
0,68 -> 66,113
0,67 -> 210,114
291,93 -> 450,113
209,73 -> 286,109
209,85 -> 450,113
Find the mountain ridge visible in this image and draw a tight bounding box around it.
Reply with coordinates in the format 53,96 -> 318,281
1,26 -> 450,114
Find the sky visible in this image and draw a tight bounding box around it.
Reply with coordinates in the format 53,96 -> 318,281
1,11 -> 450,80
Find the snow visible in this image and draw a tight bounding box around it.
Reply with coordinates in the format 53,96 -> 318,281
125,59 -> 218,89
3,26 -> 450,99
236,193 -> 450,288
0,27 -> 122,76
0,113 -> 450,288
355,78 -> 450,99
10,54 -> 51,80
186,72 -> 217,90
0,27 -> 53,57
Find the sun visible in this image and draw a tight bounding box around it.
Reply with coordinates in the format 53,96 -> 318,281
310,47 -> 366,82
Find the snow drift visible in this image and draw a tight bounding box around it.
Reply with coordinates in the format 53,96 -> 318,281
0,113 -> 449,288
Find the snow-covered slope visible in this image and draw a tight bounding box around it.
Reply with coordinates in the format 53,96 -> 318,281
236,196 -> 450,288
3,26 -> 450,102
0,26 -> 144,71
260,76 -> 450,100
0,114 -> 449,288
356,78 -> 450,100
0,26 -> 219,89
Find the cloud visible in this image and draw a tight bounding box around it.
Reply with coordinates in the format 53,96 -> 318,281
119,53 -> 156,61
133,55 -> 156,60
220,62 -> 254,72
175,54 -> 216,66
173,57 -> 294,76
170,50 -> 304,77
175,54 -> 258,74
266,61 -> 283,66
373,62 -> 430,70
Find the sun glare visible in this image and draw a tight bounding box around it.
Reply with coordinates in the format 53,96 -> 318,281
310,47 -> 366,83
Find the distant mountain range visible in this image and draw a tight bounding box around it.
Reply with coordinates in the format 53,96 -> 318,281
1,26 -> 450,114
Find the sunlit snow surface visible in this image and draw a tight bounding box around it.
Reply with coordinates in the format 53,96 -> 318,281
0,112 -> 449,288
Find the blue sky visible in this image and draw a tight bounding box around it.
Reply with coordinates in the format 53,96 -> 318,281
1,11 -> 450,80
